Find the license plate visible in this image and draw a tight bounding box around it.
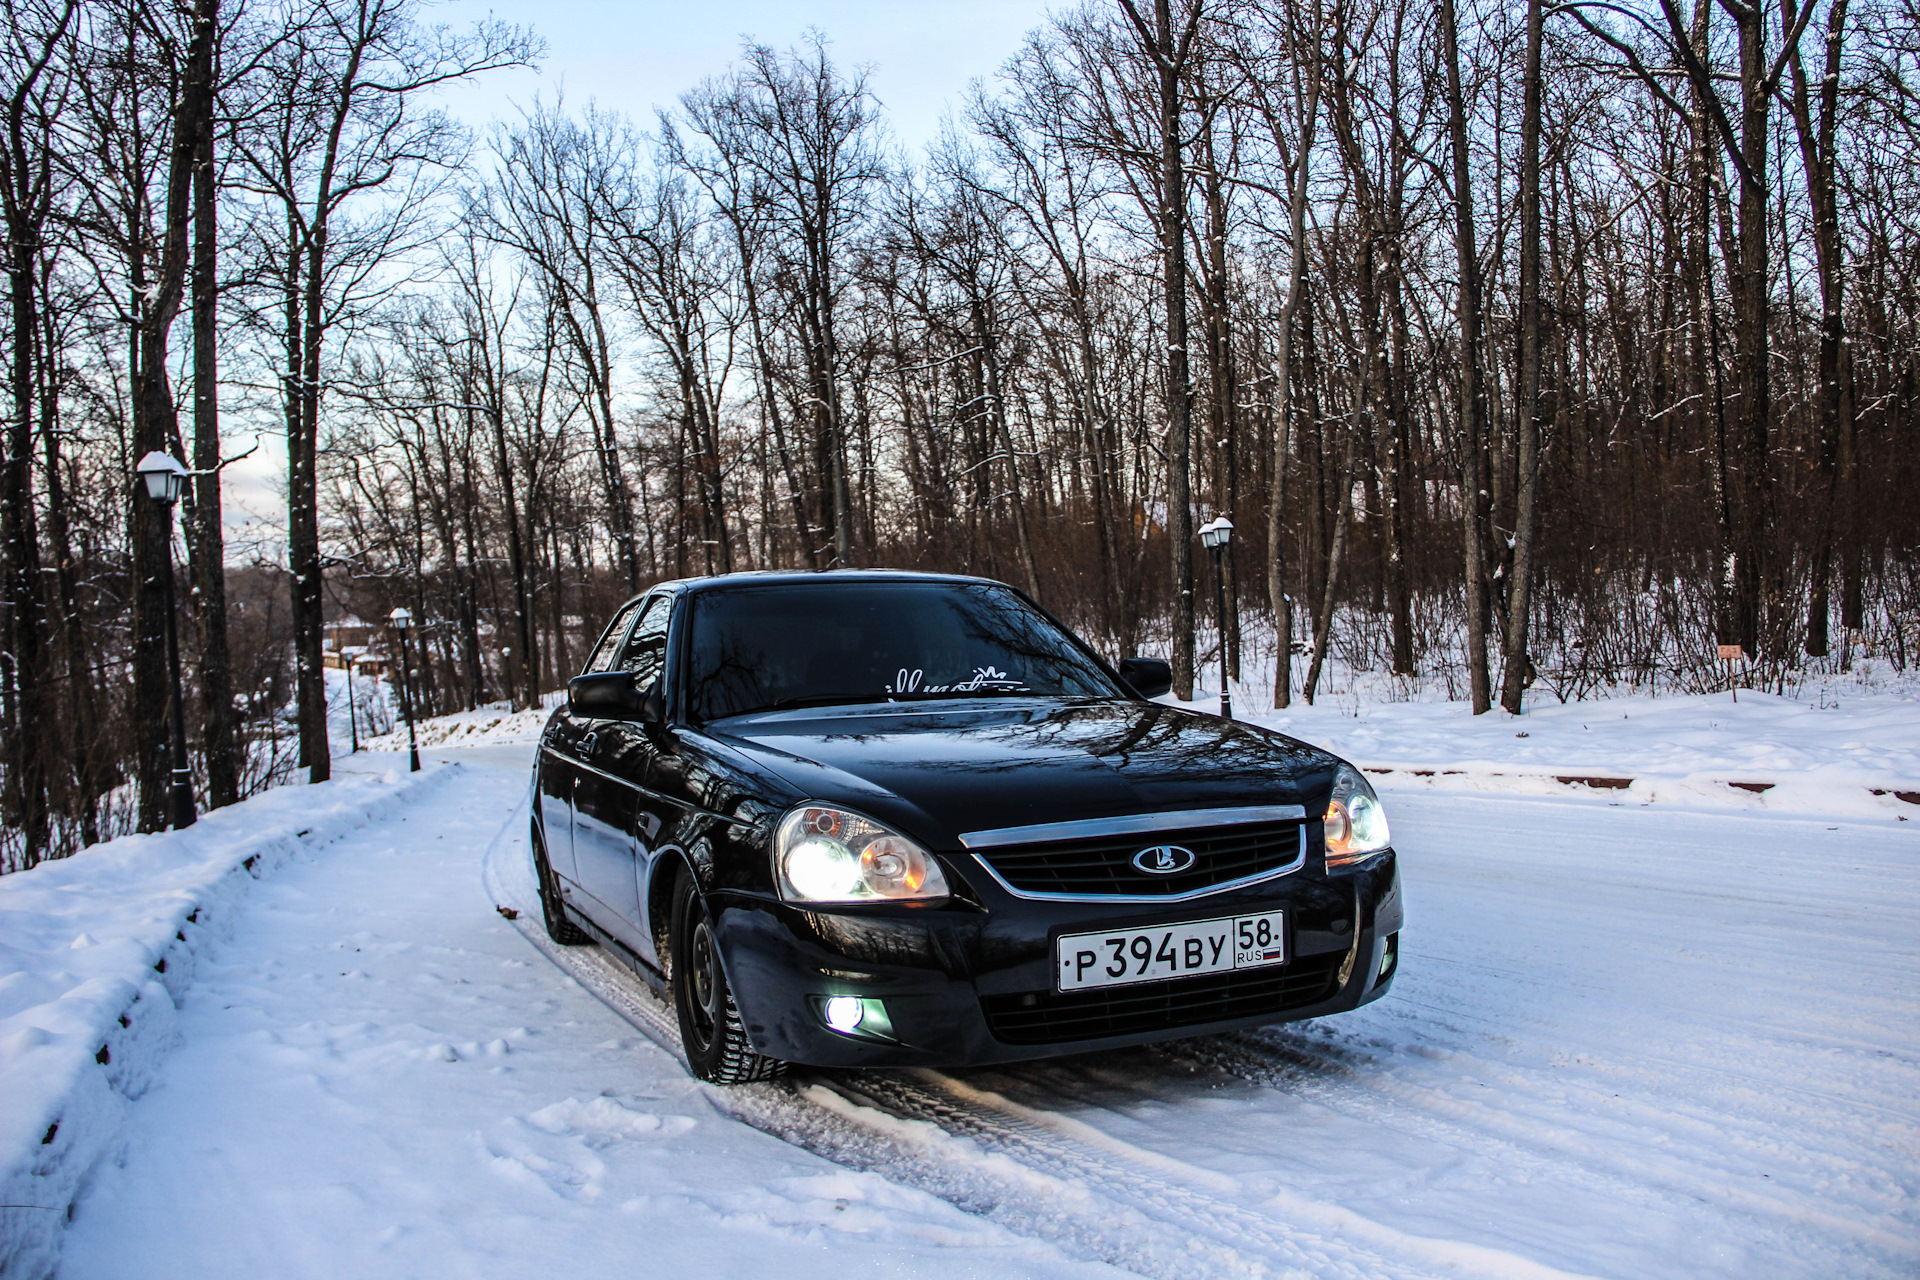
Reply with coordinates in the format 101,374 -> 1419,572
1055,912 -> 1287,992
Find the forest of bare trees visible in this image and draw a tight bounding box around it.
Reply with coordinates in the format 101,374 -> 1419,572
4,0 -> 1918,872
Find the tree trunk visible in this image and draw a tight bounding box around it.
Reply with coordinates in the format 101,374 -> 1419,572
1383,234 -> 1414,677
1501,0 -> 1545,714
187,0 -> 236,808
1303,439 -> 1354,705
1441,0 -> 1492,713
1786,0 -> 1849,658
130,0 -> 218,823
1132,0 -> 1199,699
1,38 -> 58,857
979,301 -> 1042,600
1200,138 -> 1240,677
1721,0 -> 1777,658
490,405 -> 537,711
1265,20 -> 1320,710
290,227 -> 330,783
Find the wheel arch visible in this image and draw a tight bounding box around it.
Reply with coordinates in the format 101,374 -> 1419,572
647,839 -> 714,973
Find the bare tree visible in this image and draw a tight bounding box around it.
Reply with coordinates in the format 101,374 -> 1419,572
1119,0 -> 1205,699
0,0 -> 75,860
230,0 -> 534,784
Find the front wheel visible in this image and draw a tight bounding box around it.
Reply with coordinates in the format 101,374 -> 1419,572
669,866 -> 785,1084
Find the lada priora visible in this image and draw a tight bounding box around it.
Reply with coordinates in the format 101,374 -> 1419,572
531,571 -> 1402,1082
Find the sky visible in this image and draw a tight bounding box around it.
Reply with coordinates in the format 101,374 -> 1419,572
430,1 -> 1064,150
221,0 -> 1067,547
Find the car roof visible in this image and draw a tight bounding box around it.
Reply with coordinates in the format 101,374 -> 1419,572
635,569 -> 1012,606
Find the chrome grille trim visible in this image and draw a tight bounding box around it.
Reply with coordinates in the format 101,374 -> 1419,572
957,804 -> 1308,850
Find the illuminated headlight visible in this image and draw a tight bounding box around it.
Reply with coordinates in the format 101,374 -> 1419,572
774,805 -> 950,904
1323,764 -> 1391,868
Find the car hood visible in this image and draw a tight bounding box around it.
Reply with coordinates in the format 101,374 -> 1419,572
701,699 -> 1338,849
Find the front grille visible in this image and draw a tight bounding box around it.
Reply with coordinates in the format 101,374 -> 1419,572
980,953 -> 1344,1045
973,819 -> 1303,898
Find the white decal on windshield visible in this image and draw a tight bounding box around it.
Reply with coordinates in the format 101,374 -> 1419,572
885,665 -> 1028,695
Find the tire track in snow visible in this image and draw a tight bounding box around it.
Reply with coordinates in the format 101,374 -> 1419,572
1151,991 -> 1917,1255
477,783 -> 1601,1280
817,1069 -> 1606,1280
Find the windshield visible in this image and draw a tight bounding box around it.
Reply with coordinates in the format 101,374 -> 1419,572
686,581 -> 1124,721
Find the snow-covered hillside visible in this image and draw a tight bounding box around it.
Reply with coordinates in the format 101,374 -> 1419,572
1204,681 -> 1920,821
2,692 -> 1915,1279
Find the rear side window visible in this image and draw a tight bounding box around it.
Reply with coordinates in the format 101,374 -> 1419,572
615,596 -> 672,689
582,600 -> 641,674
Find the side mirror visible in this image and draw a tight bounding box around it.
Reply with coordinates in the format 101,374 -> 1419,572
1118,657 -> 1173,700
568,671 -> 645,718
636,679 -> 666,726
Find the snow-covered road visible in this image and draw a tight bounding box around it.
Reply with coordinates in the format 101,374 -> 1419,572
57,743 -> 1920,1279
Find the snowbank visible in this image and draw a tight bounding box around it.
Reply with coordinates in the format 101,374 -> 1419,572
362,693 -> 561,752
0,760 -> 452,1280
1173,685 -> 1920,821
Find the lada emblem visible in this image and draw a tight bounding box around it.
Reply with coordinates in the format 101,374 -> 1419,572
1132,844 -> 1196,875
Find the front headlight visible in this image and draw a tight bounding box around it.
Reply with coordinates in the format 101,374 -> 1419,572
774,804 -> 950,904
1324,764 -> 1391,868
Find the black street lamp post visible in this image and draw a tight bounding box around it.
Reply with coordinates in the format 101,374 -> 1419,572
136,451 -> 197,829
346,655 -> 360,754
390,607 -> 421,772
1198,516 -> 1235,721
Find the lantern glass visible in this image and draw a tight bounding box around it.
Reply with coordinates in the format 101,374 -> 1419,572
390,607 -> 412,632
136,451 -> 186,504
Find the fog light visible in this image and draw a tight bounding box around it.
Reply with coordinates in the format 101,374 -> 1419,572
1377,933 -> 1399,983
823,996 -> 864,1033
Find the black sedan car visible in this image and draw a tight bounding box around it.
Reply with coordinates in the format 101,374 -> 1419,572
531,571 -> 1401,1083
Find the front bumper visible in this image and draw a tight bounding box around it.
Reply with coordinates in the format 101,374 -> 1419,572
712,848 -> 1402,1068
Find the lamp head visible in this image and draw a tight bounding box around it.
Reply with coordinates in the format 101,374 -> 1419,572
1198,515 -> 1234,550
135,451 -> 187,504
389,607 -> 412,633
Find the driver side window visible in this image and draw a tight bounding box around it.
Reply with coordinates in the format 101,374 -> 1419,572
616,596 -> 672,690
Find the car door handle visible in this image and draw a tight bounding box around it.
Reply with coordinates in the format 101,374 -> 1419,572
578,731 -> 598,759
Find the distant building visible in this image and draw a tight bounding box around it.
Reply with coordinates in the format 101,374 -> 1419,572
323,617 -> 395,675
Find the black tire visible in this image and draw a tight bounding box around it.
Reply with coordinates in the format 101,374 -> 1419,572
669,865 -> 785,1084
530,817 -> 590,946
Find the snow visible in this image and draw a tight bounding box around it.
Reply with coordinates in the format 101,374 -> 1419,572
360,693 -> 560,751
0,759 -> 452,1280
49,745 -> 1111,1280
3,689 -> 1917,1279
1177,682 -> 1920,822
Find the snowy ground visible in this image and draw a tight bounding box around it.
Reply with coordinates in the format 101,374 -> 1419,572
1182,681 -> 1920,823
55,746 -> 1101,1280
6,688 -> 1918,1278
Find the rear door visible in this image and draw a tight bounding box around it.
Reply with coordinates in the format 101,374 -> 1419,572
538,599 -> 642,887
570,595 -> 672,954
